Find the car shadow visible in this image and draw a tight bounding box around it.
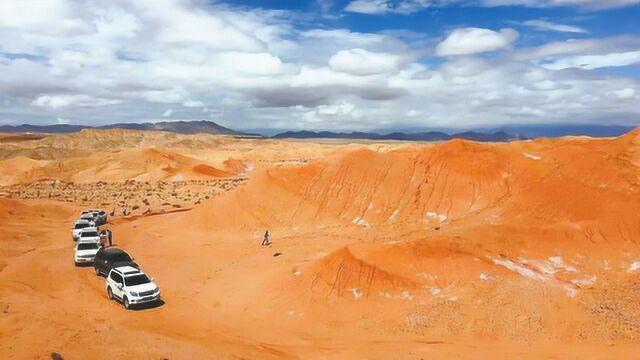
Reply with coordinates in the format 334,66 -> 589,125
129,299 -> 165,311
75,263 -> 95,268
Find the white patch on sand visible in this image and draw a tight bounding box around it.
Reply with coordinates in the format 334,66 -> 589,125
415,273 -> 433,280
565,287 -> 579,298
367,202 -> 374,210
494,257 -> 581,298
523,152 -> 541,160
493,259 -> 548,282
293,269 -> 302,277
548,256 -> 563,267
348,288 -> 363,299
425,211 -> 447,223
479,273 -> 492,281
399,291 -> 413,301
430,287 -> 441,296
388,209 -> 399,221
378,291 -> 413,301
351,217 -> 370,227
520,258 -> 556,275
242,164 -> 255,176
547,256 -> 577,273
570,276 -> 597,287
628,261 -> 640,273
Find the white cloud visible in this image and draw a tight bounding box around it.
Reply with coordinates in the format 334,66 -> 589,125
344,0 -> 431,14
183,100 -> 204,107
302,101 -> 364,123
523,20 -> 588,33
0,0 -> 639,132
541,51 -> 640,70
56,117 -> 70,124
345,0 -> 640,13
161,108 -> 173,117
436,28 -> 519,56
610,88 -> 636,99
329,48 -> 403,75
31,95 -> 120,109
480,0 -> 640,9
345,0 -> 390,14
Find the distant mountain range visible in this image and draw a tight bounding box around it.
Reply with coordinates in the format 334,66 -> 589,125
0,120 -> 255,136
271,130 -> 528,142
0,120 -> 635,141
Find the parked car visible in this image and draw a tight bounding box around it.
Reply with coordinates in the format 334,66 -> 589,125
77,228 -> 101,244
93,248 -> 139,277
72,219 -> 95,240
85,209 -> 107,225
74,241 -> 102,266
79,212 -> 97,223
105,266 -> 160,309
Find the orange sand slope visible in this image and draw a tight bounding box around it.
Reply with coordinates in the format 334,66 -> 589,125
1,130 -> 640,359
0,148 -> 239,185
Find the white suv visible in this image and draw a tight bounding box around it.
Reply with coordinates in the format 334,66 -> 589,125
79,212 -> 97,222
106,266 -> 161,309
74,241 -> 102,266
72,219 -> 95,240
77,228 -> 101,244
84,209 -> 107,225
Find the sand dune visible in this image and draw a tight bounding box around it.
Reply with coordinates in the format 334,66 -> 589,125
1,130 -> 640,358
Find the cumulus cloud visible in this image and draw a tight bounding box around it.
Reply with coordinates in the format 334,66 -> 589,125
0,0 -> 639,131
541,51 -> 640,70
345,0 -> 639,13
523,20 -> 588,33
344,0 -> 431,14
480,0 -> 640,9
436,28 -> 519,56
329,48 -> 403,75
32,95 -> 121,109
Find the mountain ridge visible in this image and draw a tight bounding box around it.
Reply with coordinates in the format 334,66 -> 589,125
271,130 -> 528,142
0,120 -> 256,137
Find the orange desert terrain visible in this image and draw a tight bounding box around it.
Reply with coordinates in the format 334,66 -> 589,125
1,129 -> 640,359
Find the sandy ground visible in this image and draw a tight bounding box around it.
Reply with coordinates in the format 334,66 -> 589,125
1,129 -> 640,359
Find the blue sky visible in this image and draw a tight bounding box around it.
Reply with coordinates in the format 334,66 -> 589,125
0,0 -> 639,131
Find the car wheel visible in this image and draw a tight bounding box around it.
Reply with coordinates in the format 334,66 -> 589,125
74,262 -> 79,266
107,287 -> 114,300
123,296 -> 130,310
95,267 -> 101,276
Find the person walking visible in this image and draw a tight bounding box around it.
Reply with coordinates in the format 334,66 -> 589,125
99,230 -> 107,248
107,229 -> 113,247
261,230 -> 271,246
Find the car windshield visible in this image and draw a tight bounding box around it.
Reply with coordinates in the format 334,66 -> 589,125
125,274 -> 151,286
74,223 -> 90,229
81,231 -> 98,237
110,253 -> 132,262
77,243 -> 99,250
